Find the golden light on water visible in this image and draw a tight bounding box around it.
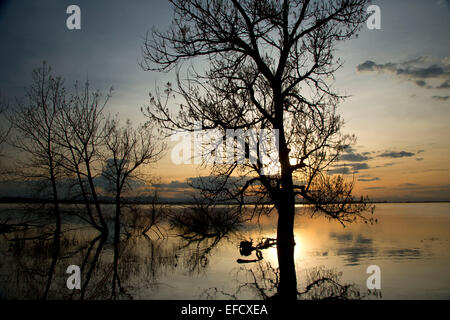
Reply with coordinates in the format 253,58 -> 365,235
263,233 -> 305,266
294,235 -> 304,261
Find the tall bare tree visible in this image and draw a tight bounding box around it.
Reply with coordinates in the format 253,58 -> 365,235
101,119 -> 165,296
55,82 -> 111,233
8,62 -> 65,299
142,0 -> 375,299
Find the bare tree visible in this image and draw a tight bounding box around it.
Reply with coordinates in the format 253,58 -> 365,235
8,62 -> 65,299
102,119 -> 165,236
101,119 -> 165,295
54,82 -> 111,233
142,0 -> 375,299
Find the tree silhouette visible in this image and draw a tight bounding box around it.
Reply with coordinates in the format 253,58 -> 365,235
55,81 -> 112,233
142,0 -> 375,299
8,63 -> 65,299
101,118 -> 165,296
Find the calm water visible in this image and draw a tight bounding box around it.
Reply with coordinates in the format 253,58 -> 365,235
0,203 -> 449,299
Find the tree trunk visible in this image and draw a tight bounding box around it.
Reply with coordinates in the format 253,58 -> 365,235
114,193 -> 121,247
273,88 -> 298,300
276,188 -> 297,300
74,160 -> 100,230
85,159 -> 108,234
43,171 -> 61,300
111,192 -> 121,299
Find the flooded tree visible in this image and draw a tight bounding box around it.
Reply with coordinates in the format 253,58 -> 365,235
142,0 -> 375,299
55,82 -> 112,233
101,118 -> 165,297
8,62 -> 66,299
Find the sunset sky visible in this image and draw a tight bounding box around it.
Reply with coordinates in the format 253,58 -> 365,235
0,0 -> 449,201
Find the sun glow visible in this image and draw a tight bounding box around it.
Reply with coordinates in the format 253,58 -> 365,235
263,234 -> 305,265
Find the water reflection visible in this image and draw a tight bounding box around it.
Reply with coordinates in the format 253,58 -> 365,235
237,238 -> 277,264
0,203 -> 449,299
330,233 -> 377,266
382,248 -> 422,260
203,260 -> 379,300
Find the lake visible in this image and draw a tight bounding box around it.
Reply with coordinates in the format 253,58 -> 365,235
0,202 -> 449,299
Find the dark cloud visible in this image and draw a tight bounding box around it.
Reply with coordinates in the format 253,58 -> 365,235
357,58 -> 449,79
327,167 -> 351,175
349,163 -> 369,171
328,162 -> 369,175
339,153 -> 370,162
416,158 -> 424,161
357,177 -> 380,182
366,187 -> 385,190
330,146 -> 373,174
357,60 -> 396,72
432,95 -> 449,101
348,162 -> 369,171
357,57 -> 450,90
374,162 -> 395,168
396,64 -> 447,79
415,80 -> 426,87
378,151 -> 415,158
437,79 -> 450,89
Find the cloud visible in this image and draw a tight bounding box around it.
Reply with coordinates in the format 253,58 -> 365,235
327,167 -> 351,175
339,152 -> 370,162
399,183 -> 420,188
396,64 -> 448,79
366,187 -> 385,190
374,162 -> 395,168
329,146 -> 374,175
357,60 -> 396,72
358,177 -> 380,182
328,162 -> 369,175
432,95 -> 449,101
437,79 -> 450,89
415,80 -> 427,87
357,56 -> 450,90
416,158 -> 424,161
378,151 -> 415,158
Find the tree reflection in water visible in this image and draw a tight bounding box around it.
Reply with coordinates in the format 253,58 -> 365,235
0,204 -> 381,300
168,203 -> 245,275
204,260 -> 381,300
0,205 -> 179,300
170,204 -> 381,300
